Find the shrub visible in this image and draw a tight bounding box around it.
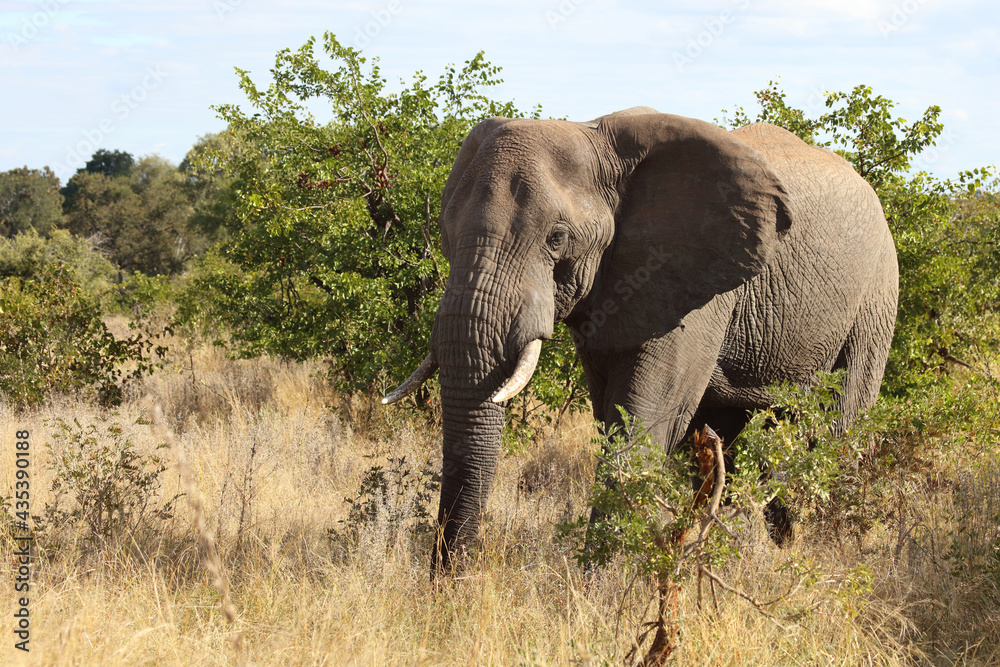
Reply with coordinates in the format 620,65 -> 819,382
561,375 -> 856,663
0,267 -> 166,408
40,415 -> 180,551
0,227 -> 116,295
327,454 -> 439,562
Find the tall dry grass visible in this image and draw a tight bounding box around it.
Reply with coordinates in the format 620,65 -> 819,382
1,337 -> 998,665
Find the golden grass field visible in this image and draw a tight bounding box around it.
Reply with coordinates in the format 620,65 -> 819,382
2,327 -> 999,665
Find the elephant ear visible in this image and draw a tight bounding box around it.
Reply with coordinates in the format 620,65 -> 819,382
439,117 -> 512,256
582,113 -> 793,353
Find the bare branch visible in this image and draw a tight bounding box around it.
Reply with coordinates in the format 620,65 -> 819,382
699,566 -> 797,633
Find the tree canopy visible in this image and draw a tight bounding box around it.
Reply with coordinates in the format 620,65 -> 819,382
180,33 -> 553,398
0,166 -> 64,238
60,153 -> 216,275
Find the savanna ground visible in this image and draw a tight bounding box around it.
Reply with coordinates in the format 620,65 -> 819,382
2,321 -> 999,666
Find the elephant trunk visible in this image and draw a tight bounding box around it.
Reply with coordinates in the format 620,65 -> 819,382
425,250 -> 553,572
432,316 -> 509,571
430,279 -> 522,572
433,392 -> 505,571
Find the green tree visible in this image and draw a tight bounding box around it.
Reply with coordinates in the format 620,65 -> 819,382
180,131 -> 240,244
820,85 -> 943,192
61,153 -> 207,275
182,33 -> 542,395
83,148 -> 135,179
719,80 -> 823,145
62,170 -> 156,274
60,149 -> 136,207
0,166 -> 64,238
0,266 -> 165,408
131,155 -> 199,262
0,228 -> 116,294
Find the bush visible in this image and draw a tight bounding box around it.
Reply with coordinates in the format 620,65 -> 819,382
40,415 -> 179,551
0,267 -> 166,408
0,228 -> 116,295
560,376 -> 859,662
0,166 -> 64,238
327,454 -> 439,563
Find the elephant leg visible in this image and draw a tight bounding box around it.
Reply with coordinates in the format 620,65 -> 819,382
830,293 -> 896,434
595,300 -> 736,449
687,405 -> 793,544
582,302 -> 731,556
764,296 -> 895,546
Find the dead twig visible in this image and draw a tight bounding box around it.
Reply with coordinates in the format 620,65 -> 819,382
637,426 -> 725,666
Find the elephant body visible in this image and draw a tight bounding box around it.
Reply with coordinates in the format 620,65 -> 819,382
385,108 -> 899,570
576,121 -> 898,448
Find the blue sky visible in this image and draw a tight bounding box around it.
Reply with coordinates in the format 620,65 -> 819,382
1,0 -> 996,181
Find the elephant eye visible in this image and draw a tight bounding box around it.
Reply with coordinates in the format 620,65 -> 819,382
547,229 -> 569,252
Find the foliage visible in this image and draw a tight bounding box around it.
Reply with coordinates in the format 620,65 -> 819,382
558,410 -> 733,663
0,166 -> 65,238
180,33 -> 530,395
62,170 -> 167,274
59,148 -> 135,211
0,266 -> 167,408
718,80 -> 823,145
559,410 -> 714,576
40,415 -> 179,549
734,371 -> 860,517
720,81 -> 943,192
83,148 -> 136,179
820,85 -> 942,193
564,375 -> 852,572
327,455 -> 439,551
559,386 -> 851,662
0,227 -> 116,294
180,131 -> 240,243
882,172 -> 1000,393
60,152 -> 215,275
113,271 -> 178,321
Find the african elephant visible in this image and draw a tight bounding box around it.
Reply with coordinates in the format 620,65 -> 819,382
383,107 -> 899,571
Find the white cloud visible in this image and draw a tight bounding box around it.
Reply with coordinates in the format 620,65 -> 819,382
762,0 -> 885,20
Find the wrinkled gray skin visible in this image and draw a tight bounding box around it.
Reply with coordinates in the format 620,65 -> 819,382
419,108 -> 898,571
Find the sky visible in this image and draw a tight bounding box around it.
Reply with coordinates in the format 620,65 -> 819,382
1,0 -> 996,182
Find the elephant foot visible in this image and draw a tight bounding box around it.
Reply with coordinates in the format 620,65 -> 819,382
764,496 -> 794,546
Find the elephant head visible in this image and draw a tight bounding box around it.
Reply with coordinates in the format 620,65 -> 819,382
384,109 -> 792,571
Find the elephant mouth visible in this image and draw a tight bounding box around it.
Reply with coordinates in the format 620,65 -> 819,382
381,338 -> 543,405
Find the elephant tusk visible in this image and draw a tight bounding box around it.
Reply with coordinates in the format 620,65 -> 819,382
490,339 -> 543,404
382,353 -> 438,405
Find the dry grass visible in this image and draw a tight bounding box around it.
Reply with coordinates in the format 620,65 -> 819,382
1,339 -> 998,665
